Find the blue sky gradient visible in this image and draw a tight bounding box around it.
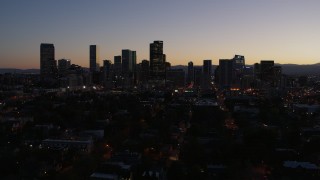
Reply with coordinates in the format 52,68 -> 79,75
1,0 -> 320,68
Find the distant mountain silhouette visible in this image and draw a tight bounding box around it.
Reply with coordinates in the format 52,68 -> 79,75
0,68 -> 39,74
276,63 -> 320,75
171,63 -> 320,75
0,63 -> 319,75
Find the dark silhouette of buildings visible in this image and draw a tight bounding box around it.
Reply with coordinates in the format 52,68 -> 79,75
187,61 -> 194,84
202,60 -> 212,89
217,55 -> 246,89
260,60 -> 275,81
150,41 -> 166,82
203,60 -> 212,75
232,55 -> 245,71
254,60 -> 284,88
58,59 -> 71,77
114,55 -> 122,76
139,60 -> 150,84
219,59 -> 233,89
40,43 -> 57,79
166,69 -> 185,88
121,49 -> 136,75
103,60 -> 112,81
121,49 -> 136,87
232,55 -> 245,88
90,45 -> 98,73
193,67 -> 202,88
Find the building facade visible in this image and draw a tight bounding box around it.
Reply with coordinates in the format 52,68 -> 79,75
58,59 -> 71,77
90,45 -> 98,73
187,61 -> 194,84
150,41 -> 166,82
40,43 -> 57,79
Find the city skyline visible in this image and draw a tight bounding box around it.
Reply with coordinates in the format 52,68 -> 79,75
1,0 -> 320,69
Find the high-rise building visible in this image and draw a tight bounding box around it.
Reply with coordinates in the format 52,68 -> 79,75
90,45 -> 98,73
232,55 -> 245,70
203,60 -> 212,76
58,59 -> 71,77
254,63 -> 260,79
231,55 -> 245,88
140,60 -> 150,83
215,55 -> 246,89
40,43 -> 57,79
219,59 -> 233,89
121,49 -> 136,87
103,60 -> 112,81
131,51 -> 136,73
202,60 -> 212,89
150,41 -> 166,81
122,49 -> 131,75
187,61 -> 194,84
114,56 -> 122,76
121,49 -> 136,75
141,60 -> 150,73
260,60 -> 274,81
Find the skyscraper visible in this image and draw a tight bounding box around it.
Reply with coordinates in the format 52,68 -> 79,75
90,45 -> 98,73
202,60 -> 212,89
187,61 -> 194,84
121,49 -> 136,75
150,41 -> 166,81
232,55 -> 245,88
114,56 -> 122,76
131,51 -> 136,73
232,55 -> 245,70
103,60 -> 112,81
215,55 -> 246,89
141,60 -> 150,83
40,43 -> 57,79
219,59 -> 233,89
254,63 -> 260,79
203,60 -> 212,76
58,59 -> 71,77
260,60 -> 275,81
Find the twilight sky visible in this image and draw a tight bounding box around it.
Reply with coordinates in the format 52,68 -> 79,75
0,0 -> 319,69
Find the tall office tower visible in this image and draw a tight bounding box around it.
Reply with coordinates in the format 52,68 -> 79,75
114,56 -> 122,75
232,55 -> 245,70
141,60 -> 150,73
150,41 -> 166,81
219,59 -> 233,89
260,60 -> 274,81
122,49 -> 136,75
232,55 -> 245,88
90,45 -> 98,73
187,61 -> 194,84
202,60 -> 212,89
40,43 -> 57,79
254,63 -> 260,78
203,60 -> 212,75
103,60 -> 112,80
131,51 -> 136,72
140,60 -> 150,82
58,59 -> 71,77
121,49 -> 130,74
